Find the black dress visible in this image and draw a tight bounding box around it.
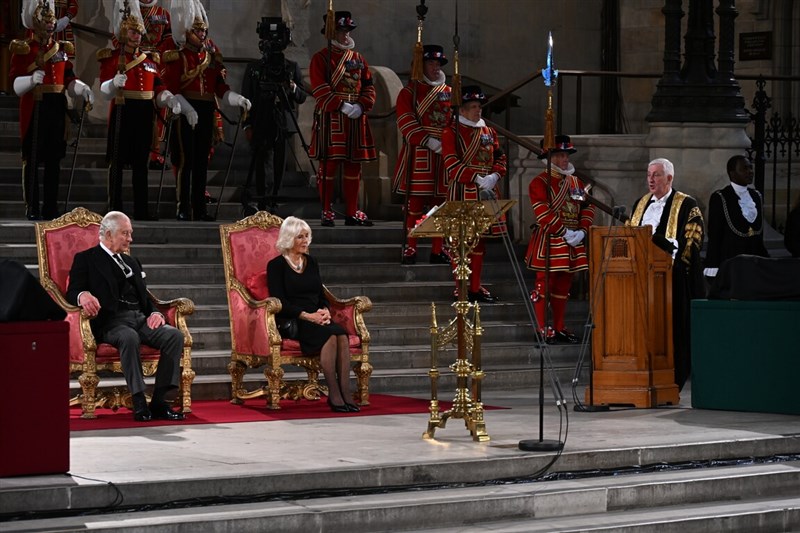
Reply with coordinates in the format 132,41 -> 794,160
266,253 -> 346,354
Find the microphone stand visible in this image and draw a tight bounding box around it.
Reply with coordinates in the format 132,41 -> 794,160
479,188 -> 566,453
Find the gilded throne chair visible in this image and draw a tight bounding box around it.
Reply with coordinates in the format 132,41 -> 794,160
219,211 -> 373,409
35,207 -> 196,419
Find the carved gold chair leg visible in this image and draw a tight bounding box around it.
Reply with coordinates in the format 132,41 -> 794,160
180,368 -> 196,413
78,372 -> 100,419
228,359 -> 247,405
354,361 -> 373,405
265,365 -> 285,409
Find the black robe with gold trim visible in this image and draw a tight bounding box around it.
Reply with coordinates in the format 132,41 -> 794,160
630,189 -> 705,391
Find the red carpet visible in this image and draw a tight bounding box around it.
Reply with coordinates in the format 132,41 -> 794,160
70,394 -> 507,431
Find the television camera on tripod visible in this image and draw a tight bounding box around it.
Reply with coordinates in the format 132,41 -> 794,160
240,17 -> 309,215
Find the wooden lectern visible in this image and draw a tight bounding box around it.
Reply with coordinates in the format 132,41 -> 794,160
587,225 -> 679,407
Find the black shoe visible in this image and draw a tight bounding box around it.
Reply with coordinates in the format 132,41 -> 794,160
468,287 -> 498,303
25,209 -> 41,221
344,210 -> 373,226
148,158 -> 170,170
321,210 -> 335,227
149,402 -> 186,420
327,398 -> 349,413
176,212 -> 191,221
554,329 -> 581,344
344,402 -> 361,413
538,327 -> 556,345
133,407 -> 152,422
429,251 -> 452,265
204,191 -> 217,204
401,246 -> 417,265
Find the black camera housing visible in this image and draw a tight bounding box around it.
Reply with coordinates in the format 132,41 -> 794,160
257,17 -> 291,53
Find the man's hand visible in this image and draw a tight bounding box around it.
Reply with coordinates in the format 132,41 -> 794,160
475,172 -> 500,191
347,103 -> 363,119
78,292 -> 101,317
564,229 -> 585,247
425,138 -> 442,154
147,312 -> 165,329
113,73 -> 128,88
340,102 -> 355,116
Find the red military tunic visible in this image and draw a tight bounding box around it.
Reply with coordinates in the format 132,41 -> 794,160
442,118 -> 507,236
161,44 -> 229,102
525,168 -> 595,272
98,47 -> 164,157
392,80 -> 451,197
308,45 -> 376,162
26,0 -> 78,58
9,37 -> 76,144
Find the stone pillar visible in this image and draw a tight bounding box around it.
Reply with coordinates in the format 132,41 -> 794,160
646,0 -> 751,213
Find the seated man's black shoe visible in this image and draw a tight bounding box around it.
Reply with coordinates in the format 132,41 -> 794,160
554,329 -> 580,344
133,407 -> 152,422
149,402 -> 186,421
429,251 -> 452,265
176,212 -> 191,221
468,287 -> 498,303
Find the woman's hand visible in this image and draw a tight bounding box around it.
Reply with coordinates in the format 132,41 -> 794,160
301,309 -> 331,325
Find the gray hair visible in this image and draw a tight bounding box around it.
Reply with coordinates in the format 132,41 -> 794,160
649,158 -> 674,178
276,216 -> 312,254
99,211 -> 129,241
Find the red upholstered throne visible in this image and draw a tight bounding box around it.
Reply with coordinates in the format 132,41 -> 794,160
220,211 -> 372,409
35,207 -> 196,419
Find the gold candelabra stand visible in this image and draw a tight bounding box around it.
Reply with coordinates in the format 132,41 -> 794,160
410,199 -> 514,442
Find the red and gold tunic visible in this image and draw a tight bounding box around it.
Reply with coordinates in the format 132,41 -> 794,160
161,44 -> 229,102
9,37 -> 76,141
441,119 -> 507,236
98,47 -> 164,99
308,45 -> 376,162
392,80 -> 451,197
26,0 -> 78,58
525,168 -> 595,272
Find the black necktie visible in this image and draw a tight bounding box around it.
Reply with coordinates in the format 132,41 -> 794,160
113,254 -> 133,278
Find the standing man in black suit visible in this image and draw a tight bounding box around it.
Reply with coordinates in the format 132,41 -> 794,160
66,211 -> 185,422
704,155 -> 769,279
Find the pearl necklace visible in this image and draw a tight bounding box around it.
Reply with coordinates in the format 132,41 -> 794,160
284,254 -> 303,272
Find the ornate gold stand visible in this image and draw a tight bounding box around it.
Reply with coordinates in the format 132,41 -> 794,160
410,200 -> 514,442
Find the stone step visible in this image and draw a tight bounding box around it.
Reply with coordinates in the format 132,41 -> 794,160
6,458 -> 799,531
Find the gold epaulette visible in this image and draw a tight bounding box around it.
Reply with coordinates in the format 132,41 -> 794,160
9,39 -> 31,56
151,51 -> 161,64
162,49 -> 179,63
62,41 -> 75,55
96,47 -> 113,61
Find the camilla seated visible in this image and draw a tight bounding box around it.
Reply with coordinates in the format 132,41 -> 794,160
266,216 -> 359,413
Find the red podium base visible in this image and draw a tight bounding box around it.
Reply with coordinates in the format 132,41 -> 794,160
0,321 -> 70,477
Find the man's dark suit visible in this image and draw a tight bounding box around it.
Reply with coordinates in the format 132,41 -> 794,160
66,245 -> 183,397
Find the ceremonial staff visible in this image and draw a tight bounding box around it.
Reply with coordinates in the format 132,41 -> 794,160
318,0 -> 335,222
26,45 -> 45,217
400,0 -> 427,262
64,94 -> 91,211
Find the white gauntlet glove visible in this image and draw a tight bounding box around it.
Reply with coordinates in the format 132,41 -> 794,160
347,103 -> 363,119
55,16 -> 70,32
340,102 -> 355,116
425,138 -> 442,154
563,229 -> 585,247
174,94 -> 197,128
13,70 -> 45,96
156,90 -> 181,114
68,80 -> 94,106
474,172 -> 500,191
223,90 -> 251,112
